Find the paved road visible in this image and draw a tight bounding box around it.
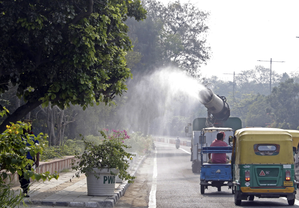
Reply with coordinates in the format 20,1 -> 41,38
116,142 -> 299,208
19,140 -> 299,207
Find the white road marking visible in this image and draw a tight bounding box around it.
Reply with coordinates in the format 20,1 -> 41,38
179,147 -> 191,154
148,149 -> 157,208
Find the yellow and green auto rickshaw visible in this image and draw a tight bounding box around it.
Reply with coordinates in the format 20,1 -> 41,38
285,129 -> 299,153
232,128 -> 298,206
285,129 -> 299,179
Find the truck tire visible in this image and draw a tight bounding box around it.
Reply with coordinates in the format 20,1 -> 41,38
200,185 -> 205,194
192,162 -> 201,173
288,199 -> 295,205
248,195 -> 254,201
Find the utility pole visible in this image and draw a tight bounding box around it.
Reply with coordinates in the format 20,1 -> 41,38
257,58 -> 284,93
224,71 -> 240,101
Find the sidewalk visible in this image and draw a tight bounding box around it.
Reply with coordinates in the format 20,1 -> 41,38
14,155 -> 146,208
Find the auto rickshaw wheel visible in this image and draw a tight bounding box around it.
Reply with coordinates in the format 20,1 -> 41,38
234,188 -> 241,206
231,187 -> 235,194
288,198 -> 295,205
200,185 -> 205,194
217,187 -> 221,192
248,195 -> 254,201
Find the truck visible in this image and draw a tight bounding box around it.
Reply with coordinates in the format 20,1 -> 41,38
191,86 -> 242,173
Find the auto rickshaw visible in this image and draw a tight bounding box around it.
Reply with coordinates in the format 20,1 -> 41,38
285,129 -> 299,153
285,129 -> 299,178
232,128 -> 298,206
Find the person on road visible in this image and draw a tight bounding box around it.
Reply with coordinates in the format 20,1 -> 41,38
176,137 -> 180,149
208,132 -> 228,163
19,124 -> 40,197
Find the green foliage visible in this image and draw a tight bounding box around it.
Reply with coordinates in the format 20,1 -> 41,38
72,130 -> 135,183
0,183 -> 24,208
0,110 -> 59,207
124,132 -> 154,155
235,65 -> 281,96
267,79 -> 299,129
159,1 -> 210,75
127,0 -> 210,76
0,122 -> 58,181
243,94 -> 272,127
41,139 -> 85,161
0,0 -> 147,133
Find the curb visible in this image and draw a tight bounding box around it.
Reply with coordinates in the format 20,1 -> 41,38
24,154 -> 147,207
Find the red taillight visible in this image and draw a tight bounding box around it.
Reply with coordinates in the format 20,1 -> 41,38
245,170 -> 250,182
286,170 -> 291,181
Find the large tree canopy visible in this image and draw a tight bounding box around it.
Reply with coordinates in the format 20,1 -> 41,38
267,78 -> 299,129
127,0 -> 210,76
0,0 -> 146,132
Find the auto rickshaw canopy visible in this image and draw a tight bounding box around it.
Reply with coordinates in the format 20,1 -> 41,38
285,129 -> 299,150
234,128 -> 293,164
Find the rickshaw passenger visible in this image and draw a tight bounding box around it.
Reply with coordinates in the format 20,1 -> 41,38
208,132 -> 228,163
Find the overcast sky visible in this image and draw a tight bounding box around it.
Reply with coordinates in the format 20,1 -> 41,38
160,0 -> 299,81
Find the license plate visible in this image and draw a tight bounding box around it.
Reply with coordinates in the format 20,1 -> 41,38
284,181 -> 293,186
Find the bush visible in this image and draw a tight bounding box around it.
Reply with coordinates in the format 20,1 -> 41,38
41,131 -> 154,161
124,132 -> 154,155
41,139 -> 84,161
72,130 -> 135,182
0,182 -> 23,208
0,117 -> 59,207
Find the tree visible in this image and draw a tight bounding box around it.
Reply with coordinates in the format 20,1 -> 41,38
0,0 -> 146,133
159,1 -> 210,76
117,0 -> 210,135
236,65 -> 281,96
267,79 -> 299,129
126,17 -> 163,76
128,0 -> 210,76
244,94 -> 272,127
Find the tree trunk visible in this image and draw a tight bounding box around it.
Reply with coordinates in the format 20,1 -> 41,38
50,107 -> 57,145
58,109 -> 64,146
0,100 -> 42,133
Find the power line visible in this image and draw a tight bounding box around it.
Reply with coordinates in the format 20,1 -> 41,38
257,58 -> 284,93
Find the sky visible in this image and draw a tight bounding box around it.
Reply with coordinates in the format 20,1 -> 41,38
160,0 -> 299,81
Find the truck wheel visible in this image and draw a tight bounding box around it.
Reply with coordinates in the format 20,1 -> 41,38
200,185 -> 205,194
234,189 -> 241,206
288,199 -> 295,205
217,187 -> 221,192
192,162 -> 201,173
248,196 -> 254,201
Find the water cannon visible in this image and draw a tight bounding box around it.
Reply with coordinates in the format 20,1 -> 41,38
199,87 -> 230,127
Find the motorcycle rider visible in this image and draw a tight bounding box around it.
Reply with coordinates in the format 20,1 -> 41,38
176,137 -> 180,148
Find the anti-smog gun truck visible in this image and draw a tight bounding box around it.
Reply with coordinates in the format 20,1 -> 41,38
190,86 -> 242,173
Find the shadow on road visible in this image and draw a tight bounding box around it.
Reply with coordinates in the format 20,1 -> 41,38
201,191 -> 233,198
237,200 -> 299,207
